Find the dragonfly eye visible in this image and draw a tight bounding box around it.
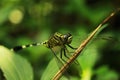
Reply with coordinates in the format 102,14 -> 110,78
64,33 -> 71,38
67,36 -> 72,44
64,33 -> 72,44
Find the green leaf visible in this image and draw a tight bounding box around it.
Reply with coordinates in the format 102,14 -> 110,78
0,46 -> 33,80
41,58 -> 68,80
77,43 -> 99,80
41,58 -> 58,80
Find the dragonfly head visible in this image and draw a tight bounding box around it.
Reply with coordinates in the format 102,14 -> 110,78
63,33 -> 72,44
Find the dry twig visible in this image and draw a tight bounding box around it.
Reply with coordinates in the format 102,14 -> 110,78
52,8 -> 120,80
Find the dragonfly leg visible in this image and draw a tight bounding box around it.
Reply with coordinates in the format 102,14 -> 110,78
65,46 -> 80,65
63,48 -> 69,59
60,48 -> 67,63
67,44 -> 77,50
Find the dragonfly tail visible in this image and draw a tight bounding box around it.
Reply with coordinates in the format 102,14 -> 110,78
11,43 -> 42,52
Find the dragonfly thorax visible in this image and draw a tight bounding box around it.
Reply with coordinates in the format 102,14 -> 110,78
42,32 -> 73,48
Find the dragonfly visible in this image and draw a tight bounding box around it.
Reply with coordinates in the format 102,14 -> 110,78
11,8 -> 120,79
11,32 -> 77,63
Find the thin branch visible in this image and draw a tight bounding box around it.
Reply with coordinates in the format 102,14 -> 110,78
52,8 -> 120,80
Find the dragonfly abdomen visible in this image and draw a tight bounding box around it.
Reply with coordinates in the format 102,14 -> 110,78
11,43 -> 41,51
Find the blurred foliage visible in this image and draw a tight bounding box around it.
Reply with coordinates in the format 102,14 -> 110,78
0,0 -> 120,80
0,46 -> 33,80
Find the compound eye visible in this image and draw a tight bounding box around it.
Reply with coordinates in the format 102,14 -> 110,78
67,36 -> 72,43
64,33 -> 71,39
63,33 -> 72,44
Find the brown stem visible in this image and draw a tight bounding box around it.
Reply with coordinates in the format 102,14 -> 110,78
52,8 -> 120,80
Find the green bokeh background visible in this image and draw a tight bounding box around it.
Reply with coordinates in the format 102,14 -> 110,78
0,0 -> 120,80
